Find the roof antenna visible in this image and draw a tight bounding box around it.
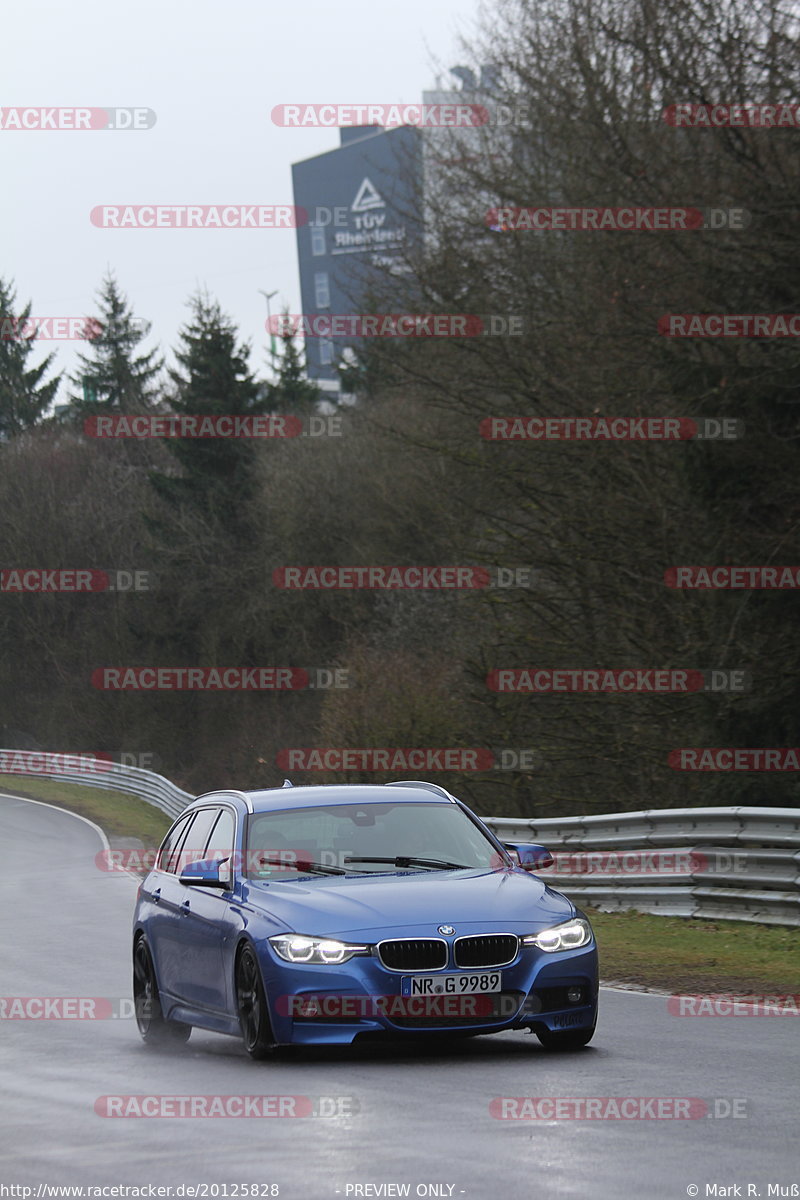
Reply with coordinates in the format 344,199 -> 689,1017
281,778 -> 294,788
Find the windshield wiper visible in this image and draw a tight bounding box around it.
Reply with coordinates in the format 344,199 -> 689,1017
256,856 -> 346,876
343,855 -> 470,871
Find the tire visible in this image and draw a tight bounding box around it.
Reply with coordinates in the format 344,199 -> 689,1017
133,937 -> 191,1045
236,944 -> 275,1060
535,1021 -> 596,1050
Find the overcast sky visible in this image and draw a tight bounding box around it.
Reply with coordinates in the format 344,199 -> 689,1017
2,0 -> 483,396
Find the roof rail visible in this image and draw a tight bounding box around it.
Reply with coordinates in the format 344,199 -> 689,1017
386,780 -> 456,801
192,788 -> 255,813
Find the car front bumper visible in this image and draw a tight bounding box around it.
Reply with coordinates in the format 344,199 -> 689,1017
258,940 -> 598,1045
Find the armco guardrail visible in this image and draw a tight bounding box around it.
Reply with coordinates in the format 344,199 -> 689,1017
0,751 -> 192,820
484,808 -> 800,926
0,751 -> 798,925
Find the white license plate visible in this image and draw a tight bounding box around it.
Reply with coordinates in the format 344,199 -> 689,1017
401,971 -> 502,997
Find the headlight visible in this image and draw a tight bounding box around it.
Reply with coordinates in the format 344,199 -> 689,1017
523,918 -> 593,953
269,935 -> 368,965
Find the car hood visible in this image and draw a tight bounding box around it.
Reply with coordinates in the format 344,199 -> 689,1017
242,868 -> 575,939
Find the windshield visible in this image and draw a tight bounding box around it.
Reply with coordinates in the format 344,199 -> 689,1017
244,801 -> 503,879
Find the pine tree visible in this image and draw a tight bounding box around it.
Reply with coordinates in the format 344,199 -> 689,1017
68,272 -> 162,416
0,277 -> 61,438
267,325 -> 321,414
148,290 -> 265,530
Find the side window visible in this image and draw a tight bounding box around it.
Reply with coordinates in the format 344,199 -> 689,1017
157,814 -> 193,872
205,809 -> 235,865
310,225 -> 326,256
167,814 -> 201,874
175,808 -> 220,874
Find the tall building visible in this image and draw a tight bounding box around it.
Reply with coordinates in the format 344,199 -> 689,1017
291,124 -> 422,393
290,71 -> 505,394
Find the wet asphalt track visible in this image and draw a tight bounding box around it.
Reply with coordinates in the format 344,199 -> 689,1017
1,791 -> 797,1200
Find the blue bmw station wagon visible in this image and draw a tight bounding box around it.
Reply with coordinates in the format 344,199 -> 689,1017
132,781 -> 598,1058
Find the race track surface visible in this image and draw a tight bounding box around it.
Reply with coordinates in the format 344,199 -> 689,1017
1,793 -> 796,1199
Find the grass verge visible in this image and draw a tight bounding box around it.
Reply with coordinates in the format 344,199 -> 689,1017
586,906 -> 800,994
0,773 -> 173,844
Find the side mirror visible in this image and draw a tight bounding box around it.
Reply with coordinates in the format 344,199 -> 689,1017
179,858 -> 231,889
503,842 -> 554,872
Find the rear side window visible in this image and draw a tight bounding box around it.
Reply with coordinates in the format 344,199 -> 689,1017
175,808 -> 220,873
157,814 -> 193,872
